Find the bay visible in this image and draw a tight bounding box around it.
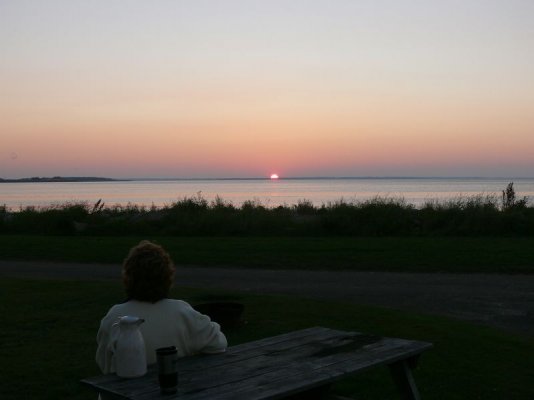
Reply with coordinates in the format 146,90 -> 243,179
1,178 -> 534,210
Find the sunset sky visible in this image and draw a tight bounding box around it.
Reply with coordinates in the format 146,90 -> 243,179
1,0 -> 534,179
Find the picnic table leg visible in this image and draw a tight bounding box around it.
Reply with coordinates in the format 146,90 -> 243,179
388,356 -> 421,400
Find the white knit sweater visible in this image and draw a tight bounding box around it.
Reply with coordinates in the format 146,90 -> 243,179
96,299 -> 227,374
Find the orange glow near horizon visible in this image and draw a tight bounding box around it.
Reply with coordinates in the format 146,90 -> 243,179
270,174 -> 279,180
1,2 -> 534,178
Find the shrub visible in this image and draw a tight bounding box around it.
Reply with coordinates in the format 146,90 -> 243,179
1,191 -> 533,236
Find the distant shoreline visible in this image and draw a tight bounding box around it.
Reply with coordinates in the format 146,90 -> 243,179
1,176 -> 533,183
0,177 -> 124,183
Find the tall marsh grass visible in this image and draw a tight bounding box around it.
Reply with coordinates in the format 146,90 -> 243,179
1,191 -> 532,236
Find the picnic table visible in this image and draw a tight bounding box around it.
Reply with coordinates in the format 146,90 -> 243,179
81,326 -> 432,400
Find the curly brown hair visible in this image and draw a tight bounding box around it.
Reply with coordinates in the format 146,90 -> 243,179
122,240 -> 176,302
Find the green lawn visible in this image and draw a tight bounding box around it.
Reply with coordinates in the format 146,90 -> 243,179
1,235 -> 534,273
1,278 -> 533,399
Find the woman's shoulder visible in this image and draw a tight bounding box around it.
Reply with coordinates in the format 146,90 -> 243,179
159,298 -> 195,311
101,302 -> 129,321
159,299 -> 206,322
101,299 -> 198,323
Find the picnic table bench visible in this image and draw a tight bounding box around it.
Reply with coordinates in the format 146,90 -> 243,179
81,326 -> 432,400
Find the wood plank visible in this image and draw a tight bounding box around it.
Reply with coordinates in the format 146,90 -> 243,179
82,327 -> 346,395
137,337 -> 431,400
228,327 -> 332,353
87,330 -> 366,399
195,341 -> 430,399
180,332 -> 380,389
179,327 -> 340,372
81,328 -> 432,400
97,339 -> 431,400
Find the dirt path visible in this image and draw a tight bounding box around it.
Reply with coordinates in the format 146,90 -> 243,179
1,260 -> 533,336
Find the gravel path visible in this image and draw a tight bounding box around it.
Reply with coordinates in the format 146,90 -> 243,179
1,260 -> 533,336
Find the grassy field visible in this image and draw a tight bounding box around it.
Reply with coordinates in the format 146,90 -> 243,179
1,278 -> 533,399
1,234 -> 533,273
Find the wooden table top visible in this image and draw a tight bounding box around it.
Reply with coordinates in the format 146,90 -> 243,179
81,326 -> 432,400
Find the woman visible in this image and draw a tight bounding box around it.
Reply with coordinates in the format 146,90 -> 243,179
96,240 -> 227,374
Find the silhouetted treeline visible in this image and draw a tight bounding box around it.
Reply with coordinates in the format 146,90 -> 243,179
0,176 -> 119,183
1,192 -> 533,236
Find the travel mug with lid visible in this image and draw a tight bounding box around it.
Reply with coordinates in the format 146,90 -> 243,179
156,346 -> 178,394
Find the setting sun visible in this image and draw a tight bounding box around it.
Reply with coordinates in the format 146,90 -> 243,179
270,174 -> 279,180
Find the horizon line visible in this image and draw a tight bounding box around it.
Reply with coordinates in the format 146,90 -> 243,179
3,175 -> 534,182
130,176 -> 534,181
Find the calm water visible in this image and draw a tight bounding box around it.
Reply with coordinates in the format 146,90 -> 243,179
2,178 -> 534,210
